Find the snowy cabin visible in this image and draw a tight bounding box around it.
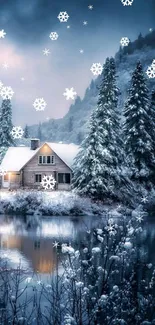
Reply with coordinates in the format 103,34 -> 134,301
0,139 -> 79,190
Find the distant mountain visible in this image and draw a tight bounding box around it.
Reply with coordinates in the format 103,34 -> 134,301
29,31 -> 155,145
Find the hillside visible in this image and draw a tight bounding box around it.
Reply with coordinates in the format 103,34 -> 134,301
28,31 -> 155,145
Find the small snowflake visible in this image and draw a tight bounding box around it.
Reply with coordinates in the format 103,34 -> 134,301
11,126 -> 24,139
120,37 -> 130,47
49,32 -> 59,41
21,77 -> 25,81
88,5 -> 93,10
63,87 -> 77,100
105,221 -> 117,236
57,11 -> 69,22
0,86 -> 14,100
53,241 -> 59,248
3,62 -> 9,69
146,66 -> 155,78
0,168 -> 7,176
43,48 -> 50,56
41,175 -> 56,190
121,0 -> 134,6
67,25 -> 70,29
33,98 -> 47,111
149,28 -> 153,32
135,215 -> 143,223
90,63 -> 103,76
83,21 -> 88,26
79,49 -> 84,54
0,29 -> 6,38
141,196 -> 148,203
37,280 -> 42,285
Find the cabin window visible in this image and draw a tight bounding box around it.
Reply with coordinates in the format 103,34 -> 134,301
38,155 -> 55,165
35,174 -> 42,183
58,173 -> 71,184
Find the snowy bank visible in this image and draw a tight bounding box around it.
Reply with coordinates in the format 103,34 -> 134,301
0,190 -> 105,217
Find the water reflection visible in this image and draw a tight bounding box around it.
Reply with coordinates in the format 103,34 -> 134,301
0,215 -> 96,274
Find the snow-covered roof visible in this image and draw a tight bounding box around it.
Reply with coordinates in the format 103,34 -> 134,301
0,142 -> 79,172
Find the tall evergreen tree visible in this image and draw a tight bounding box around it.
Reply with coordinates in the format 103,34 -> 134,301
72,58 -> 126,199
0,99 -> 14,147
24,124 -> 29,138
123,62 -> 154,182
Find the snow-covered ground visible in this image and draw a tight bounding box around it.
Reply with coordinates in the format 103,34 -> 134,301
0,190 -> 110,216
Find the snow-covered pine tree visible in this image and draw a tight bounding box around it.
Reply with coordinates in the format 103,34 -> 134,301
24,124 -> 29,138
0,99 -> 14,147
123,62 -> 154,183
72,58 -> 126,200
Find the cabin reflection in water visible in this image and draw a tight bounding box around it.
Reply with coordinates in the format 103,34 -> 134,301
0,234 -> 58,274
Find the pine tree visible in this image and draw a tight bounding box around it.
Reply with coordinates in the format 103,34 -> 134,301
72,58 -> 126,199
24,125 -> 29,138
0,99 -> 14,147
123,62 -> 154,182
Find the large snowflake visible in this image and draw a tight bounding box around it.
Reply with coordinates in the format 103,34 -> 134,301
49,32 -> 59,41
11,126 -> 24,139
90,63 -> 103,76
57,11 -> 69,22
0,86 -> 14,100
41,175 -> 56,190
120,37 -> 130,47
121,0 -> 134,6
33,98 -> 47,111
63,87 -> 77,100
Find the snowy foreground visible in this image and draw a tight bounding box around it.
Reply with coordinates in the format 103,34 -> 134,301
0,190 -> 111,217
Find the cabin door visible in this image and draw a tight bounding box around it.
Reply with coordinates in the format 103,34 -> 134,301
2,173 -> 9,188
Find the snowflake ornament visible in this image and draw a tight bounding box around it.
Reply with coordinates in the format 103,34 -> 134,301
11,126 -> 24,139
33,98 -> 47,111
0,29 -> 6,38
41,175 -> 56,190
63,87 -> 77,100
121,0 -> 134,6
57,11 -> 69,22
120,37 -> 130,47
0,86 -> 14,100
0,168 -> 7,176
90,63 -> 103,76
49,32 -> 59,41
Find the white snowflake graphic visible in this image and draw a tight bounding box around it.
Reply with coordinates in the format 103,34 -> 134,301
141,196 -> 148,203
49,32 -> 59,41
120,37 -> 130,47
0,86 -> 14,100
33,98 -> 47,111
146,66 -> 155,79
41,175 -> 56,190
63,87 -> 77,100
11,126 -> 24,139
43,48 -> 50,56
0,29 -> 6,38
121,0 -> 134,6
79,49 -> 84,54
57,11 -> 69,22
0,168 -> 7,176
53,241 -> 59,248
90,63 -> 103,76
135,215 -> 143,223
3,62 -> 9,70
88,5 -> 93,10
83,21 -> 88,26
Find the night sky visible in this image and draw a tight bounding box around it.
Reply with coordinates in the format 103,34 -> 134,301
0,0 -> 154,126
